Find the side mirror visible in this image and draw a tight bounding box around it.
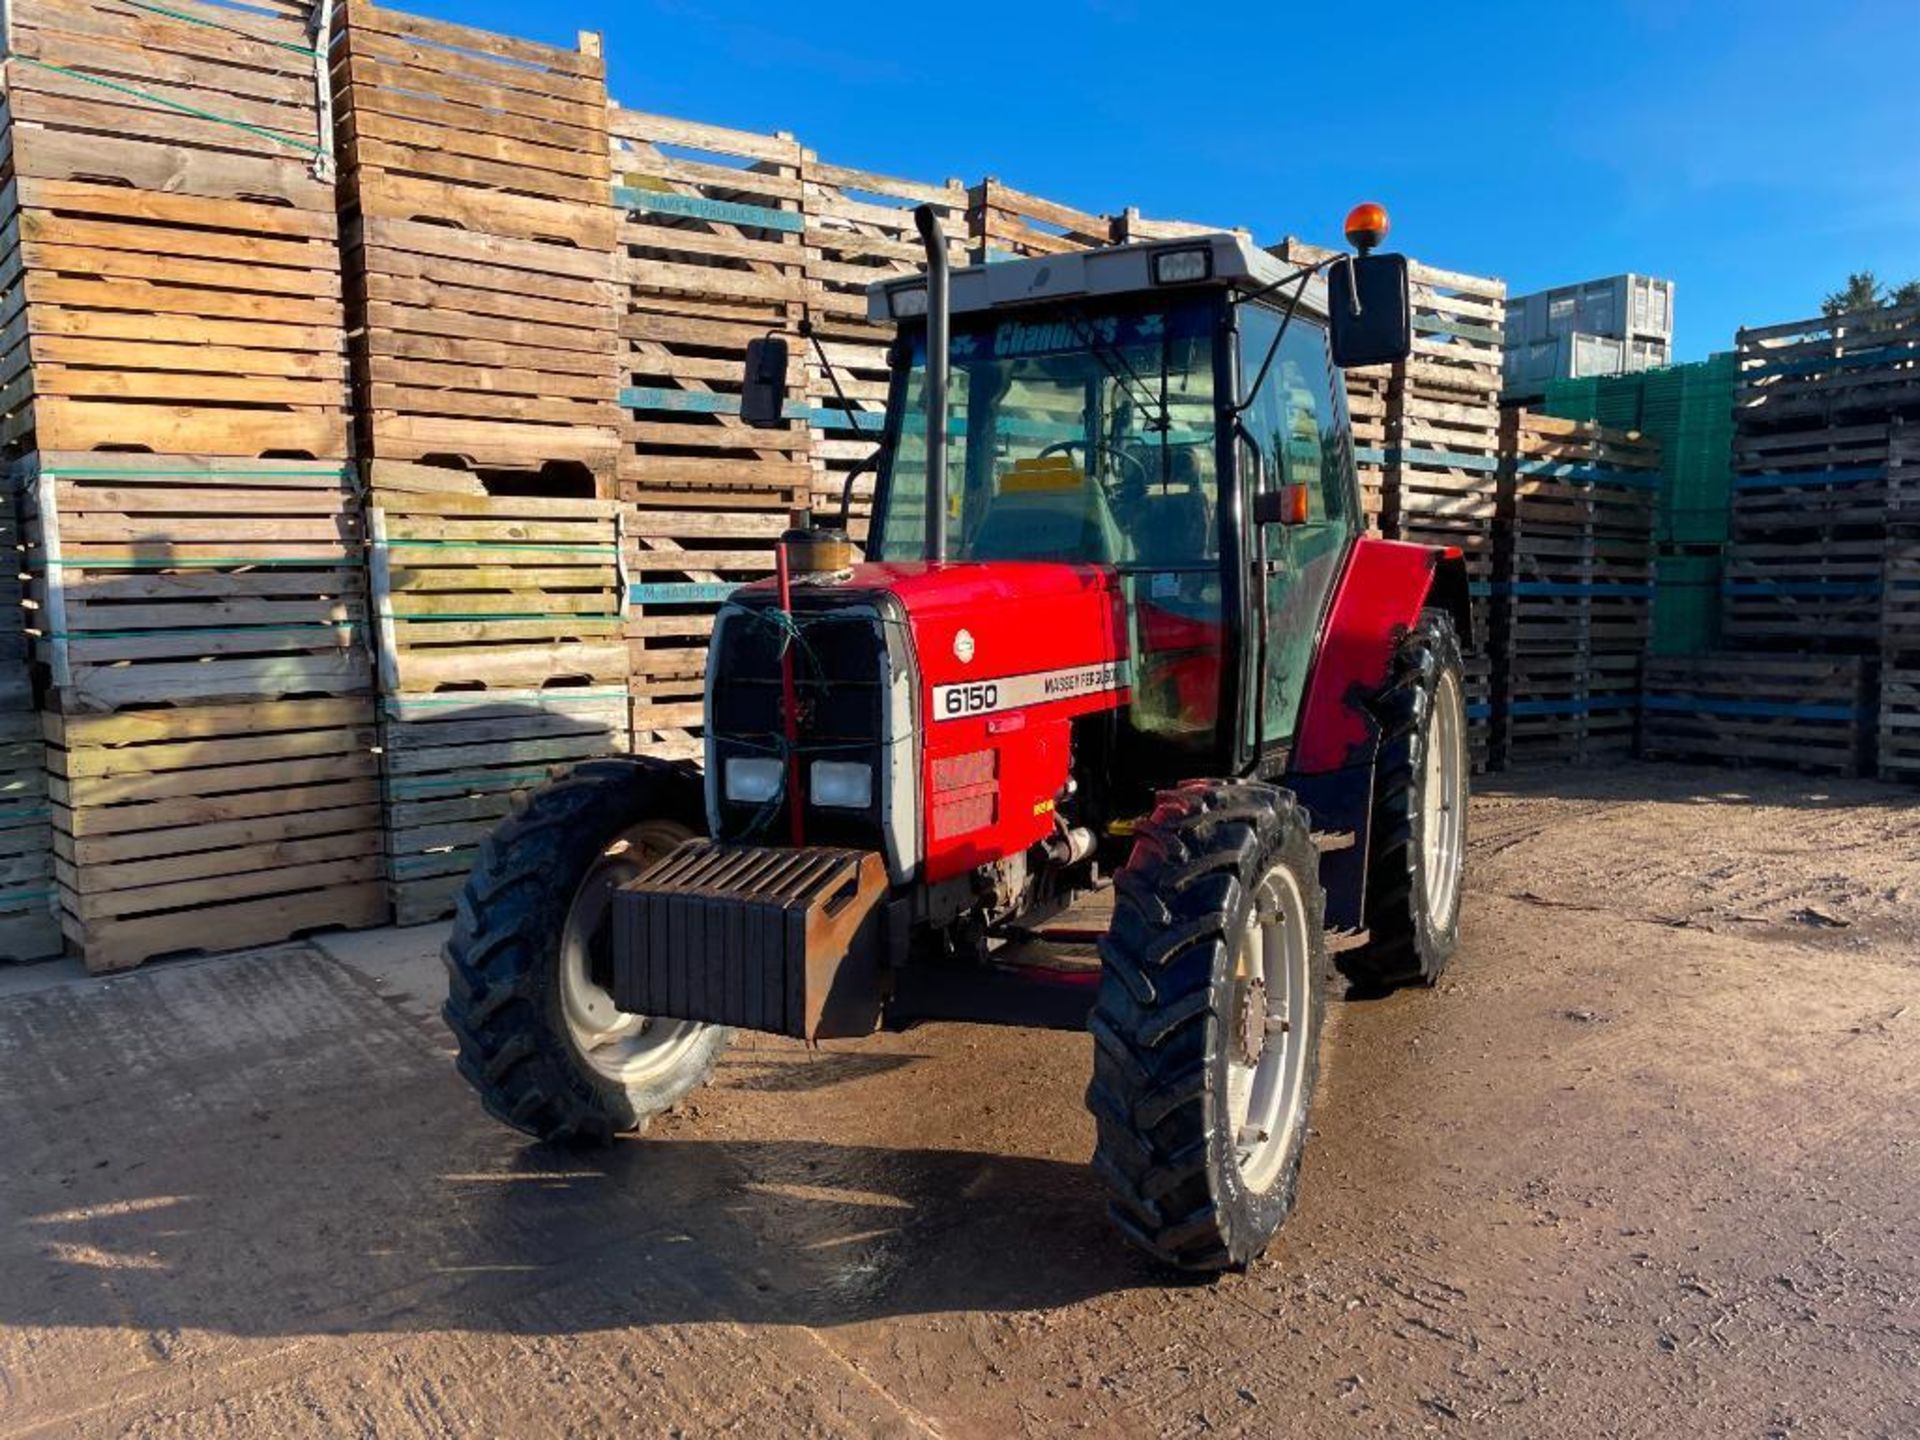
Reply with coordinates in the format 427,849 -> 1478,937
740,336 -> 791,427
1327,252 -> 1412,369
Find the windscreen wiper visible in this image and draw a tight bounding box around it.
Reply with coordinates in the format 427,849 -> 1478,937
1060,306 -> 1171,434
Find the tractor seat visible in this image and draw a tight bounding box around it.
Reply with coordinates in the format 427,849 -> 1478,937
971,462 -> 1117,564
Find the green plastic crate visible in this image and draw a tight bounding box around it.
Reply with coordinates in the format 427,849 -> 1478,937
1651,552 -> 1722,656
1543,353 -> 1735,546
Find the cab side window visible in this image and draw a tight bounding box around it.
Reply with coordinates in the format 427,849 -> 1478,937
1237,306 -> 1356,749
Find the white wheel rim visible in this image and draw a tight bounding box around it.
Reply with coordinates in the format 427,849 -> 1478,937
1225,861 -> 1315,1194
558,820 -> 706,1084
1422,669 -> 1468,932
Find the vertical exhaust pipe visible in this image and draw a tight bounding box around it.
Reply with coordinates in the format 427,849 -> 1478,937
913,204 -> 950,563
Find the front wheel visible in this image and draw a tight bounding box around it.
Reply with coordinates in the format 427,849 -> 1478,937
443,756 -> 733,1144
1087,780 -> 1330,1272
1343,607 -> 1468,992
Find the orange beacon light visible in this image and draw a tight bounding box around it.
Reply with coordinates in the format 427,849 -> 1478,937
1344,202 -> 1390,254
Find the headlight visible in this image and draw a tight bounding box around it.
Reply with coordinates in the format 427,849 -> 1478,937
1152,246 -> 1211,284
724,756 -> 783,804
810,760 -> 873,809
888,284 -> 928,318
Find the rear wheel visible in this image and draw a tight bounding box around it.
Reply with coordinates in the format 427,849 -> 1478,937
1087,780 -> 1330,1272
443,757 -> 732,1144
1344,607 -> 1468,991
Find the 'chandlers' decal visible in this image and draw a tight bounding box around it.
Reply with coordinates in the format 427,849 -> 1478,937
932,662 -> 1131,721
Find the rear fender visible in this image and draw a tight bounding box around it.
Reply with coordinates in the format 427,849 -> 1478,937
1285,537 -> 1465,931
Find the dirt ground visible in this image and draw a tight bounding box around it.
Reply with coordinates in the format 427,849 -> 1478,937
2,762 -> 1917,1439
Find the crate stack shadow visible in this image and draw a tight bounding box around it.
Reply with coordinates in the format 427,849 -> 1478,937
0,0 -> 391,970
0,482 -> 58,959
1495,413 -> 1659,767
1879,424 -> 1920,781
328,5 -> 635,924
1639,304 -> 1919,776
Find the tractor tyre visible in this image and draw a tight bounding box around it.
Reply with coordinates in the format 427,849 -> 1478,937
1087,779 -> 1330,1273
442,756 -> 732,1145
1344,607 -> 1468,992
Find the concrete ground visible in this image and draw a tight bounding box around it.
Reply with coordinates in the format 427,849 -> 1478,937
1,762 -> 1917,1439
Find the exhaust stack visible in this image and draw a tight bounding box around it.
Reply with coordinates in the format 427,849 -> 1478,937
912,204 -> 950,563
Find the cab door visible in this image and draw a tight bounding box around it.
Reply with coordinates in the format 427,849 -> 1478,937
1236,308 -> 1357,756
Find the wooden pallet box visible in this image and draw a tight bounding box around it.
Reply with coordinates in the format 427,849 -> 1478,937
20,453 -> 370,712
3,0 -> 334,209
1641,653 -> 1872,776
967,179 -> 1110,261
45,697 -> 388,971
0,0 -> 349,457
1880,426 -> 1920,783
333,0 -> 619,483
1737,307 -> 1920,425
1493,412 -> 1659,769
367,461 -> 626,694
801,156 -> 966,535
380,687 -> 630,924
1725,422 -> 1889,650
611,108 -> 811,514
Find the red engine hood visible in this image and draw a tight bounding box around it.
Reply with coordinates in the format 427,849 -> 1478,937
840,559 -> 1120,617
753,560 -> 1128,882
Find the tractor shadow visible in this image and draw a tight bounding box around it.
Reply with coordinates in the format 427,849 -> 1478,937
0,946 -> 1176,1344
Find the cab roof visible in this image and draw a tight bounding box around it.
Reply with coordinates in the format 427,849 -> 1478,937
864,233 -> 1331,326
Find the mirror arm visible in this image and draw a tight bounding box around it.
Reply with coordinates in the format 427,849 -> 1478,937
837,446 -> 883,532
1227,265 -> 1317,418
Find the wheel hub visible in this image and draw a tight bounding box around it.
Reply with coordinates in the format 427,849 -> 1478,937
559,821 -> 707,1084
1233,976 -> 1268,1068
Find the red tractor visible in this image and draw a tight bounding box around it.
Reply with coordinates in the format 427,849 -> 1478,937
444,205 -> 1472,1272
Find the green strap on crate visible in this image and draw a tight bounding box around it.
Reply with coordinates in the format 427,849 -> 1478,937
123,0 -> 323,55
45,555 -> 359,568
376,539 -> 619,556
388,612 -> 623,622
13,57 -> 326,158
37,621 -> 360,639
383,688 -> 628,714
40,465 -> 351,481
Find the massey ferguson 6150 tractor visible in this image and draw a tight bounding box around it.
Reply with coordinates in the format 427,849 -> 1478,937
444,204 -> 1472,1272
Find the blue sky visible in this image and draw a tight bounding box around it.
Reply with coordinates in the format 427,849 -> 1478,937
411,0 -> 1919,361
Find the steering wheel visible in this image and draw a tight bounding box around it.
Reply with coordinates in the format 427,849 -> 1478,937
1036,439 -> 1152,497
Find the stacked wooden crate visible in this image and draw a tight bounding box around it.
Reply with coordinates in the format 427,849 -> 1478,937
1642,654 -> 1872,776
801,156 -> 966,538
0,481 -> 59,961
1726,306 -> 1918,650
368,462 -> 628,922
1724,422 -> 1890,649
1881,424 -> 1920,782
331,0 -> 620,487
609,109 -> 812,763
1495,413 -> 1660,767
966,179 -> 1111,261
21,455 -> 384,970
0,0 -> 348,456
0,0 -> 390,969
1272,241 -> 1504,765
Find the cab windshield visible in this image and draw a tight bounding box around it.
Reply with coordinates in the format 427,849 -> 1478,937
872,294 -> 1220,569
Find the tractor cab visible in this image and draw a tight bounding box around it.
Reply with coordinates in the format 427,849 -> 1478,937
854,232 -> 1404,789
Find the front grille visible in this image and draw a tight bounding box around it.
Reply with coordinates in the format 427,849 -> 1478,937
707,591 -> 895,856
